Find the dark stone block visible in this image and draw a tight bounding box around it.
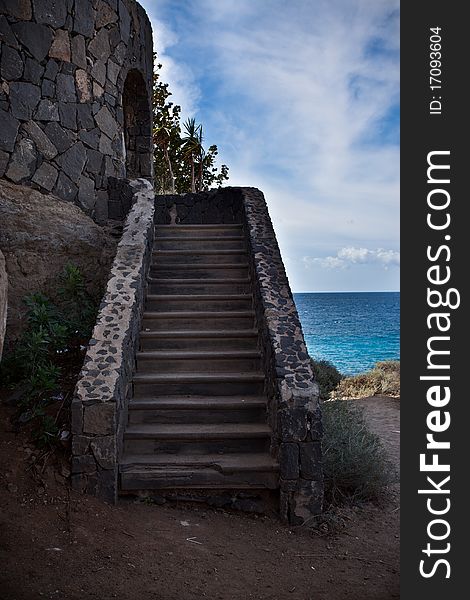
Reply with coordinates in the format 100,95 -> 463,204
0,0 -> 32,21
79,127 -> 100,149
45,121 -> 75,152
95,0 -> 118,28
54,170 -> 78,202
96,467 -> 117,504
5,137 -> 37,183
72,454 -> 96,475
10,82 -> 40,120
0,107 -> 19,151
119,0 -> 131,41
77,174 -> 95,211
32,161 -> 58,191
86,147 -> 103,173
11,21 -> 52,62
279,407 -> 308,442
32,0 -> 67,28
73,0 -> 95,38
35,98 -> 59,121
71,34 -> 87,69
0,45 -> 23,80
76,103 -> 94,130
299,442 -> 322,479
88,27 -> 111,61
42,79 -> 55,98
90,60 -> 106,86
56,73 -> 76,103
279,442 -> 300,479
23,57 -> 44,84
59,102 -> 77,130
44,59 -> 59,81
0,15 -> 18,48
56,140 -> 86,180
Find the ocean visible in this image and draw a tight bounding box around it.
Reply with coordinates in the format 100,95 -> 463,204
294,292 -> 400,376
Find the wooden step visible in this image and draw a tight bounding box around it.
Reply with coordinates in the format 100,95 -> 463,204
139,329 -> 259,351
123,423 -> 271,455
148,277 -> 251,295
155,224 -> 243,238
150,263 -> 249,279
154,237 -> 245,251
152,249 -> 248,264
145,294 -> 253,312
132,371 -> 265,397
120,452 -> 278,490
136,349 -> 261,373
128,395 -> 267,424
142,310 -> 255,331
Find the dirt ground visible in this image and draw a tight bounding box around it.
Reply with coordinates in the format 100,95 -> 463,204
0,396 -> 399,600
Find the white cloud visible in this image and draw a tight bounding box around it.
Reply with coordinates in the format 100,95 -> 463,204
305,247 -> 400,269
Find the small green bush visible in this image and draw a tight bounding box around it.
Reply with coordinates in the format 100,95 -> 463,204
333,360 -> 400,399
0,263 -> 99,449
311,359 -> 343,400
321,399 -> 391,505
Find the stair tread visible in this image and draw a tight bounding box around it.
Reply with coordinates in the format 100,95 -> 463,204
153,250 -> 247,255
124,423 -> 271,438
155,224 -> 243,229
140,329 -> 257,337
129,395 -> 267,409
137,350 -> 260,359
120,452 -> 278,472
148,277 -> 250,283
143,310 -> 254,318
154,236 -> 244,241
146,294 -> 251,300
133,371 -> 265,382
152,263 -> 248,268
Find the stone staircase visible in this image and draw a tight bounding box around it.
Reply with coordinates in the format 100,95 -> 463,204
119,224 -> 279,493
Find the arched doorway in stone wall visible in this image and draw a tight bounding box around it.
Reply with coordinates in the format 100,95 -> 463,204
122,70 -> 152,179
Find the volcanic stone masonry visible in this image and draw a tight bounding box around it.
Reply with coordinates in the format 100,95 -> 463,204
0,0 -> 153,223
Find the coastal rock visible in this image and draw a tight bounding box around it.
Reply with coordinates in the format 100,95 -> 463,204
0,179 -> 116,339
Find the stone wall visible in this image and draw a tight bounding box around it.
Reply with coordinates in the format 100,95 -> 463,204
0,0 -> 153,223
240,188 -> 323,524
154,188 -> 244,225
71,178 -> 154,501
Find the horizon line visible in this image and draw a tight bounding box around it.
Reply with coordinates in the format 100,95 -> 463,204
293,290 -> 400,294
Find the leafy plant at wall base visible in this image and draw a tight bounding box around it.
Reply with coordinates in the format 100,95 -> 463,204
0,263 -> 99,450
310,359 -> 343,400
321,399 -> 392,505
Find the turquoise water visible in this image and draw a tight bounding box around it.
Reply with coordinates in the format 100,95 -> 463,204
294,292 -> 400,375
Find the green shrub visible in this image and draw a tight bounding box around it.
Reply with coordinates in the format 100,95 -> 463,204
311,359 -> 343,400
333,360 -> 400,399
321,399 -> 391,505
0,263 -> 99,449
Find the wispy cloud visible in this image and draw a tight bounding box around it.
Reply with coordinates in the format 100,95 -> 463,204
305,247 -> 400,270
139,0 -> 400,291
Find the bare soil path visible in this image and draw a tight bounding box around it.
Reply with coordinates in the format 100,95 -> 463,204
0,396 -> 399,600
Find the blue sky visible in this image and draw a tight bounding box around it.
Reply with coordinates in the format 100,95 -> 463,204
139,0 -> 400,292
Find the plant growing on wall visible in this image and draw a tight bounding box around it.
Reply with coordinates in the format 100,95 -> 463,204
152,59 -> 229,194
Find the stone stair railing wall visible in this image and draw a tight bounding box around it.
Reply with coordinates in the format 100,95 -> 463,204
71,178 -> 155,499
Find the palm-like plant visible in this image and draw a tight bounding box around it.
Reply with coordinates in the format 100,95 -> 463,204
181,118 -> 204,193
